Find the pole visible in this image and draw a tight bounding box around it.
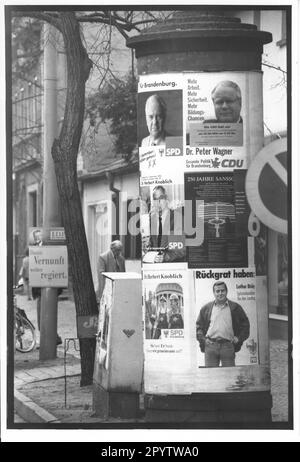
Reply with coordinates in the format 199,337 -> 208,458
39,24 -> 61,360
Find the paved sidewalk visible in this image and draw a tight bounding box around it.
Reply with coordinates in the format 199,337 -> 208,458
14,348 -> 88,424
12,294 -> 289,425
15,349 -> 81,389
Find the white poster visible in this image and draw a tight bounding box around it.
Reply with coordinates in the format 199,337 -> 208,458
143,269 -> 191,369
183,71 -> 263,170
138,74 -> 184,174
97,277 -> 113,369
194,268 -> 258,368
139,148 -> 184,184
29,245 -> 68,288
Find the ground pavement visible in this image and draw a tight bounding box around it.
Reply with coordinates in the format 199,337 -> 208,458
12,294 -> 289,425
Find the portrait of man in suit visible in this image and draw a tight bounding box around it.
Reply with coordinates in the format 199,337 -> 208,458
148,185 -> 185,263
141,94 -> 168,147
138,89 -> 183,151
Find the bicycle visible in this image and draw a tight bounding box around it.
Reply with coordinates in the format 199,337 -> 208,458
14,285 -> 36,353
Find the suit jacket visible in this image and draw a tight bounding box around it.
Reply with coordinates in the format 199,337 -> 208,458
149,207 -> 186,262
141,131 -> 170,147
97,249 -> 125,299
196,299 -> 250,353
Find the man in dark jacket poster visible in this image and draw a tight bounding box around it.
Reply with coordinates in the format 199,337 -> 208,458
196,281 -> 250,367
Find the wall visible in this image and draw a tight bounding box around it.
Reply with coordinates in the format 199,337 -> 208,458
82,170 -> 140,286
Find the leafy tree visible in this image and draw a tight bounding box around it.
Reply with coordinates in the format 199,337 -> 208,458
86,72 -> 138,160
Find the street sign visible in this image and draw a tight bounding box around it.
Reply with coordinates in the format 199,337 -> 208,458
49,228 -> 66,241
245,138 -> 288,234
29,245 -> 68,287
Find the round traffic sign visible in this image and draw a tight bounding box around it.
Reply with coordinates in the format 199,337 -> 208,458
246,138 -> 288,234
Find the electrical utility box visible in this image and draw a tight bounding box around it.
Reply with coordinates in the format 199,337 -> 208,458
93,272 -> 143,418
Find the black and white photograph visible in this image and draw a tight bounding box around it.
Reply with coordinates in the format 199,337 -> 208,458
195,271 -> 258,368
3,3 -> 296,444
184,171 -> 250,268
141,183 -> 186,264
186,75 -> 245,147
138,82 -> 183,154
142,269 -> 191,372
144,282 -> 184,340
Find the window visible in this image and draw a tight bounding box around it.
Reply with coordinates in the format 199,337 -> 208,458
87,201 -> 110,287
27,184 -> 39,230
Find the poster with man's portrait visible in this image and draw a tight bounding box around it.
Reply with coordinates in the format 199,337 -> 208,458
138,74 -> 183,154
194,268 -> 258,370
140,183 -> 186,265
185,73 -> 245,147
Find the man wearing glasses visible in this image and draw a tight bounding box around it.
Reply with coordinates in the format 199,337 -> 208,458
205,80 -> 242,124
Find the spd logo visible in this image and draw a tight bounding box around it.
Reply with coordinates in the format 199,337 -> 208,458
170,329 -> 184,338
166,148 -> 182,156
168,241 -> 184,250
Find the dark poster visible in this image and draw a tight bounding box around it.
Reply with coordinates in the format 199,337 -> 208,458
185,171 -> 249,268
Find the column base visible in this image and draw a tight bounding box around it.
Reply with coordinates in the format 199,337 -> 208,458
145,391 -> 272,424
92,382 -> 140,420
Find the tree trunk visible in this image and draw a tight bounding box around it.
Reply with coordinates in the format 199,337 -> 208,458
51,12 -> 97,386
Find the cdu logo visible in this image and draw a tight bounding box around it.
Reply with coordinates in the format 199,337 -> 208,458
211,158 -> 221,168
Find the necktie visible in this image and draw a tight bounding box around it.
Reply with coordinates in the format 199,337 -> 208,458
158,211 -> 162,247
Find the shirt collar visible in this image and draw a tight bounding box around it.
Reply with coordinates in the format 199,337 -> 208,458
213,299 -> 229,309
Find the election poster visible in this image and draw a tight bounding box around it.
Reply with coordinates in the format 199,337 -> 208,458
144,267 -> 268,395
185,73 -> 245,147
138,74 -> 185,186
138,74 -> 183,147
184,170 -> 250,268
194,268 -> 259,369
141,183 -> 186,265
139,147 -> 184,184
96,276 -> 113,370
143,269 -> 191,370
185,73 -> 244,141
183,71 -> 263,170
29,245 -> 68,288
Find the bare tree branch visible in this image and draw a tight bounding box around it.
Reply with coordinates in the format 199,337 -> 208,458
75,10 -> 156,32
262,62 -> 287,74
13,10 -> 63,32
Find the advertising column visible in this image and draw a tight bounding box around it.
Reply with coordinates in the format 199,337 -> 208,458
128,10 -> 273,422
